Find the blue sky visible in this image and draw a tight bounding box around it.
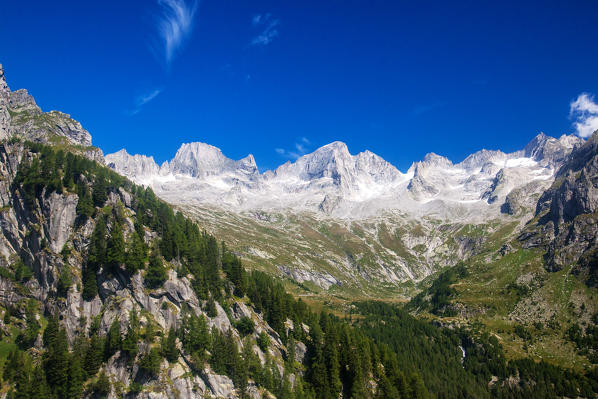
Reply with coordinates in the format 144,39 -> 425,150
1,1 -> 598,171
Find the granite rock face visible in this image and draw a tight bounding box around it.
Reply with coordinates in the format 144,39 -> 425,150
0,65 -> 11,140
523,131 -> 598,286
0,63 -> 97,153
0,141 -> 291,398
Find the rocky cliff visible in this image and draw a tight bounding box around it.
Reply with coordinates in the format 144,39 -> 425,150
0,64 -> 102,162
522,131 -> 598,286
0,140 -> 297,398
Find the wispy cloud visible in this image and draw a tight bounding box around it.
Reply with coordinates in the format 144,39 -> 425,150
570,93 -> 598,138
251,13 -> 280,46
127,88 -> 162,115
275,137 -> 310,159
154,0 -> 198,66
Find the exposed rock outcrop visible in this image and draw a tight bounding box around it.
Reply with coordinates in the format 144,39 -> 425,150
523,131 -> 598,285
0,63 -> 100,159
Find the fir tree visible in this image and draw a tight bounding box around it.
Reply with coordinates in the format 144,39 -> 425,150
139,347 -> 162,376
145,254 -> 167,288
258,331 -> 270,353
44,328 -> 69,397
43,315 -> 59,347
125,231 -> 148,274
93,371 -> 111,399
162,326 -> 178,363
30,365 -> 51,399
206,297 -> 218,318
75,181 -> 94,220
122,309 -> 140,362
92,174 -> 108,207
82,268 -> 98,300
57,267 -> 72,297
87,215 -> 107,270
85,334 -> 104,377
67,356 -> 84,399
106,221 -> 125,273
104,319 -> 121,360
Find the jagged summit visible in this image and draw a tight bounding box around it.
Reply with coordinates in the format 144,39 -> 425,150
106,134 -> 582,218
422,152 -> 453,167
524,132 -> 583,166
0,63 -> 95,149
105,149 -> 160,180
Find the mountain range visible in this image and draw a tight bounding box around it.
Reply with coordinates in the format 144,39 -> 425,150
105,133 -> 582,220
1,62 -> 598,396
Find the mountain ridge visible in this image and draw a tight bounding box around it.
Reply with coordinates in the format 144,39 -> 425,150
106,132 -> 583,218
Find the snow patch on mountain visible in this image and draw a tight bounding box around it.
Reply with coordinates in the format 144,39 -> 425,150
106,133 -> 583,220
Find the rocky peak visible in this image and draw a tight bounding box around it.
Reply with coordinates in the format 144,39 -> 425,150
524,131 -> 598,283
0,64 -> 8,93
237,154 -> 258,175
422,152 -> 453,168
524,132 -> 582,166
165,142 -> 259,178
105,148 -> 160,178
459,149 -> 506,171
9,89 -> 41,115
0,64 -> 9,140
0,64 -> 93,148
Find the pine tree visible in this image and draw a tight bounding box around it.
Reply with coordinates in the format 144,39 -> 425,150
87,215 -> 107,270
82,267 -> 98,300
75,181 -> 94,220
67,355 -> 84,399
57,267 -> 72,297
85,334 -> 104,377
162,326 -> 178,363
30,365 -> 51,399
139,347 -> 162,376
105,319 -> 121,360
106,221 -> 125,274
44,328 -> 69,397
93,371 -> 111,398
125,231 -> 148,274
92,174 -> 108,207
122,309 -> 140,362
145,254 -> 167,288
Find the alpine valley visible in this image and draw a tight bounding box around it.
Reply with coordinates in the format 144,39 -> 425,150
1,59 -> 598,399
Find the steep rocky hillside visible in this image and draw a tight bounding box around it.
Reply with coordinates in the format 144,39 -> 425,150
409,132 -> 598,371
106,133 -> 582,297
2,62 -> 597,399
522,132 -> 598,285
0,139 -> 435,399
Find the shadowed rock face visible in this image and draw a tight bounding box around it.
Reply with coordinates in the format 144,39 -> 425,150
524,131 -> 598,285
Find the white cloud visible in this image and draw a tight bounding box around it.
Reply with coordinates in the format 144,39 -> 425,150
155,0 -> 198,65
251,13 -> 279,46
128,88 -> 162,115
570,93 -> 598,138
275,138 -> 311,159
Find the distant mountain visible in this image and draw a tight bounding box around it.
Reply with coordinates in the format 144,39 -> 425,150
106,131 -> 582,219
4,61 -> 598,383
